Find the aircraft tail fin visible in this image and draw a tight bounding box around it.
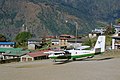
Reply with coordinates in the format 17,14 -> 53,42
94,36 -> 106,53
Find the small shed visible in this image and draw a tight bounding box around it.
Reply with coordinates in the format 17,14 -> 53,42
20,55 -> 34,62
20,50 -> 49,62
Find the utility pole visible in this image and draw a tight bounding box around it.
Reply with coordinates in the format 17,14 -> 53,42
65,20 -> 78,47
74,22 -> 78,44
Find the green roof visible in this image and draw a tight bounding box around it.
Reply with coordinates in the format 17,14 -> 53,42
0,48 -> 23,52
6,50 -> 30,56
0,48 -> 30,56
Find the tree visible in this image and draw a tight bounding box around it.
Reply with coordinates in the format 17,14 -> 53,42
0,34 -> 6,42
106,35 -> 112,46
83,37 -> 97,48
105,25 -> 115,35
116,18 -> 120,24
15,32 -> 32,47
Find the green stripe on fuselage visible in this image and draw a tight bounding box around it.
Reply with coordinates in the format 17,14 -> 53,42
49,56 -> 71,59
49,52 -> 103,59
71,53 -> 94,59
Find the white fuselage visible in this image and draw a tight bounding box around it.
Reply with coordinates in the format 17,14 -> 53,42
48,36 -> 105,60
67,49 -> 94,56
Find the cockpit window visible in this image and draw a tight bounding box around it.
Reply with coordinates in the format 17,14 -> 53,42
54,53 -> 63,55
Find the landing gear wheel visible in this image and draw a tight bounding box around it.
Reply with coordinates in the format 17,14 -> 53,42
87,55 -> 94,58
72,58 -> 76,61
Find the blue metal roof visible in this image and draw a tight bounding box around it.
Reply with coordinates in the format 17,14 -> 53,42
113,25 -> 120,28
0,42 -> 15,45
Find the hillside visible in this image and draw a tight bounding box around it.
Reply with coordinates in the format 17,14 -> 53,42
0,0 -> 120,39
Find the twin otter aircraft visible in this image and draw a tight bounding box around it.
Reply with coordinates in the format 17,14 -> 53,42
48,36 -> 106,62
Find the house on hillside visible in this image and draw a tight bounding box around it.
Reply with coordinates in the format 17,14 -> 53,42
112,33 -> 120,49
89,27 -> 106,38
28,38 -> 43,50
59,38 -> 68,49
111,24 -> 120,49
113,25 -> 120,33
59,34 -> 75,39
67,39 -> 83,48
59,34 -> 76,49
51,39 -> 60,49
50,34 -> 83,49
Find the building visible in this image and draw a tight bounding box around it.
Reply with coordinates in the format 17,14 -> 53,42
51,39 -> 60,49
89,27 -> 106,38
50,34 -> 75,49
0,42 -> 15,48
89,33 -> 99,38
3,50 -> 29,60
50,38 -> 69,50
51,39 -> 59,46
28,38 -> 43,50
113,25 -> 120,33
0,48 -> 29,60
59,34 -> 75,39
59,34 -> 76,49
50,34 -> 84,49
93,28 -> 106,34
20,50 -> 49,62
112,33 -> 120,49
67,39 -> 83,48
59,38 -> 68,49
112,24 -> 120,49
0,48 -> 30,62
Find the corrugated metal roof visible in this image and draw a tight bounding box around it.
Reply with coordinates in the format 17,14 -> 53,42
0,42 -> 15,45
28,38 -> 42,41
112,36 -> 120,39
27,50 -> 49,57
0,48 -> 23,52
60,34 -> 75,38
113,25 -> 120,28
4,50 -> 30,56
0,48 -> 30,56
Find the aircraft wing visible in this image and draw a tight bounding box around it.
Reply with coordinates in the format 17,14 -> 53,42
75,46 -> 90,50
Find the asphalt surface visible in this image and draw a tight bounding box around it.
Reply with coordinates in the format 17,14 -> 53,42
0,56 -> 120,80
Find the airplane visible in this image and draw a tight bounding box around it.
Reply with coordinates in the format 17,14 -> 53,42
75,46 -> 90,50
48,35 -> 106,62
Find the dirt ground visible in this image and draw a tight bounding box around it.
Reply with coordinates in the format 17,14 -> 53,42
0,50 -> 120,80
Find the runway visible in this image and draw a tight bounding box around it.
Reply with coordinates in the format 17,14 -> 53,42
0,57 -> 120,80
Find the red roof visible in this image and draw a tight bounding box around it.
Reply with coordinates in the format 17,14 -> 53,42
46,36 -> 55,38
60,34 -> 75,39
27,50 -> 49,57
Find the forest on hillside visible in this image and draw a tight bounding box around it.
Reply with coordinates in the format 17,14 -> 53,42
0,0 -> 120,39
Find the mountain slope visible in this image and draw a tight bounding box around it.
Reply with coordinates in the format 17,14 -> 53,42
0,0 -> 120,39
